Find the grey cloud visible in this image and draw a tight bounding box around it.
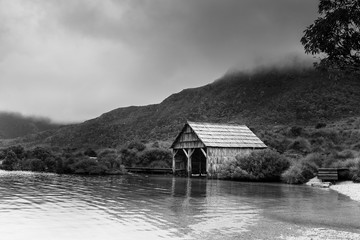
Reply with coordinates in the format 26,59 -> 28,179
0,0 -> 320,122
46,0 -> 318,68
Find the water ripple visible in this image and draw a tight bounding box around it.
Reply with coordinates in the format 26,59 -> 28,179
1,170 -> 360,239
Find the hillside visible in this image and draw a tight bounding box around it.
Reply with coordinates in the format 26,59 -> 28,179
0,112 -> 63,139
6,67 -> 360,149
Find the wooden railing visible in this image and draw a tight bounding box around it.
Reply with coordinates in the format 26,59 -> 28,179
125,167 -> 173,174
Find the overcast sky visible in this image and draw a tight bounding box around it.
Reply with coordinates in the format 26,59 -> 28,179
0,0 -> 318,123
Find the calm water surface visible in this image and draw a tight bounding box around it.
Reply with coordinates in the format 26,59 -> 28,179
0,170 -> 360,240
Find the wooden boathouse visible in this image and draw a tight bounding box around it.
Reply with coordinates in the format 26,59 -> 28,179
170,122 -> 267,177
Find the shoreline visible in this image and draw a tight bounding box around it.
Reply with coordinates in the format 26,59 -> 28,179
307,177 -> 360,203
330,181 -> 360,202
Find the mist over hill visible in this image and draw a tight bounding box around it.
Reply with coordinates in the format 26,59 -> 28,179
4,66 -> 360,149
0,112 -> 63,139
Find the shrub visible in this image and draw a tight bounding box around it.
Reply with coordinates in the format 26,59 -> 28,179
264,137 -> 291,154
6,145 -> 25,160
287,137 -> 311,153
311,129 -> 340,145
62,158 -> 76,173
148,160 -> 171,168
2,150 -> 19,170
120,148 -> 139,167
237,149 -> 290,181
71,158 -> 108,174
151,142 -> 160,148
138,148 -> 172,167
352,160 -> 360,182
281,164 -> 305,184
98,148 -> 123,171
315,123 -> 327,129
84,148 -> 97,157
217,161 -> 255,180
44,157 -> 57,172
289,126 -> 303,137
281,154 -> 322,184
218,149 -> 289,181
335,149 -> 355,159
352,143 -> 360,151
28,158 -> 45,172
127,141 -> 146,152
281,158 -> 318,184
31,147 -> 51,161
302,153 -> 324,167
217,160 -> 236,179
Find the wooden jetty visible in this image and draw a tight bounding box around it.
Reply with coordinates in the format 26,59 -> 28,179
125,167 -> 173,174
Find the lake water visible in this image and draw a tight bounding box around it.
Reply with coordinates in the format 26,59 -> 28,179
0,170 -> 360,240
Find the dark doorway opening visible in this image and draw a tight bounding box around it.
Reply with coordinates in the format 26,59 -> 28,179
191,148 -> 206,176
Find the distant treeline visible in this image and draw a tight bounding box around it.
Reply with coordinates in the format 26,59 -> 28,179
0,141 -> 172,175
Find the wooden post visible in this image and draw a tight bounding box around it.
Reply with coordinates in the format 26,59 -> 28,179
182,149 -> 190,176
200,148 -> 207,177
187,152 -> 191,177
172,149 -> 176,174
206,148 -> 211,177
183,148 -> 194,177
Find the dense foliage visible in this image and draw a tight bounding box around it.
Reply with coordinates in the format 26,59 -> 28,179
301,0 -> 360,74
119,141 -> 172,168
218,149 -> 290,181
281,154 -> 322,184
0,141 -> 172,175
0,145 -> 125,175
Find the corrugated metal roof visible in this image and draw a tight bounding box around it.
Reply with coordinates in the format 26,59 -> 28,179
186,122 -> 267,148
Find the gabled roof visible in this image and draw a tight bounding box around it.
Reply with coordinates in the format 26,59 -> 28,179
171,121 -> 267,148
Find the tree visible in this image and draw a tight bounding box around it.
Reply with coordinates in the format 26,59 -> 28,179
301,0 -> 360,74
84,148 -> 97,157
2,150 -> 18,170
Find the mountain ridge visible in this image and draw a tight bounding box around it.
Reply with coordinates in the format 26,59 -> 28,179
2,67 -> 360,149
0,112 -> 63,140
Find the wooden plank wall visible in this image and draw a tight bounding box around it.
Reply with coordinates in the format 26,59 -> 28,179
174,150 -> 187,170
172,125 -> 205,149
207,147 -> 254,177
317,168 -> 338,181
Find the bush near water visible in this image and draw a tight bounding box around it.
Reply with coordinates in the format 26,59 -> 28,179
0,141 -> 172,175
217,149 -> 289,181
